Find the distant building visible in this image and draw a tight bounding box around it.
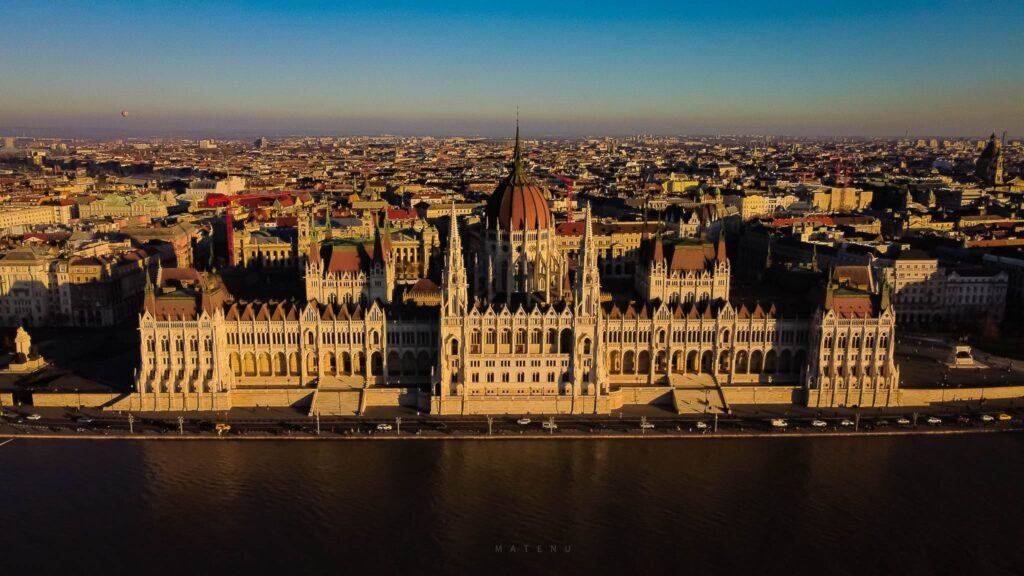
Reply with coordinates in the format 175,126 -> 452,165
806,185 -> 873,213
943,267 -> 1008,324
77,193 -> 169,219
0,245 -> 152,327
184,176 -> 247,198
0,204 -> 72,233
974,133 -> 1004,185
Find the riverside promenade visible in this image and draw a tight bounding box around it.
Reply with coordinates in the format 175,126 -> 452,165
2,402 -> 1021,441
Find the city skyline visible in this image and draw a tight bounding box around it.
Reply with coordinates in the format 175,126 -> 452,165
1,0 -> 1022,139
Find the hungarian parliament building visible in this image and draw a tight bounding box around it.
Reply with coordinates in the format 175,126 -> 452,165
127,131 -> 900,415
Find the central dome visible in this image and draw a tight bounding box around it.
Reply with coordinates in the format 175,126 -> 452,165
485,128 -> 552,231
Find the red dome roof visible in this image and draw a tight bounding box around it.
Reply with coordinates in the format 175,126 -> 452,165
485,129 -> 552,230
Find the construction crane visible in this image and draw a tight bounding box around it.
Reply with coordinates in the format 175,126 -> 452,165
553,174 -> 574,221
205,191 -> 298,266
199,194 -> 241,266
830,155 -> 850,188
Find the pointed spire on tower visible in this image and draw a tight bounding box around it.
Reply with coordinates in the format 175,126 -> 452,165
583,200 -> 594,246
824,277 -> 835,311
575,203 -> 601,314
381,208 -> 392,257
442,202 -> 467,315
207,225 -> 215,270
716,230 -> 727,263
144,261 -> 157,313
652,228 -> 665,265
512,110 -> 523,171
880,275 -> 892,311
446,202 -> 462,255
372,221 -> 385,265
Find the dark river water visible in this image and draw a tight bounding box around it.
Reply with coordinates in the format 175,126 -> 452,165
2,435 -> 1023,576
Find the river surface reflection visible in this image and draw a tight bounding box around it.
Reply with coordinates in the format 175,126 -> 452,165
2,435 -> 1023,575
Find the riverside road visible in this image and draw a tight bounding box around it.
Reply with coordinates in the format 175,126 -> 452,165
1,402 -> 1021,440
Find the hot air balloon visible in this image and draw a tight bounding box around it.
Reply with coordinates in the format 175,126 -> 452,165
121,110 -> 129,118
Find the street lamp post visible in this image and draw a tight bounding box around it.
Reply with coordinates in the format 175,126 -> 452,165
713,412 -> 718,433
128,413 -> 135,434
177,415 -> 184,435
487,415 -> 493,436
395,416 -> 401,436
641,415 -> 648,435
316,411 -> 321,436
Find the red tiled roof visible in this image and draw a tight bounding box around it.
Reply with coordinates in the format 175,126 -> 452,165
387,208 -> 415,220
669,245 -> 709,272
327,247 -> 364,274
829,295 -> 875,318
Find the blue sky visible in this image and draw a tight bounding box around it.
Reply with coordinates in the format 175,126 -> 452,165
1,0 -> 1021,138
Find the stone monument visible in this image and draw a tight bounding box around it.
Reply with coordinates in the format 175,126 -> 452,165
6,326 -> 45,373
946,341 -> 982,369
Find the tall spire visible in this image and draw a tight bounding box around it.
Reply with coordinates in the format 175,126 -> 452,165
582,201 -> 594,252
880,274 -> 892,311
512,111 -> 522,171
442,203 -> 467,315
652,228 -> 665,265
824,276 -> 835,311
380,208 -> 392,256
207,225 -> 215,270
446,203 -> 462,257
575,203 -> 601,315
144,261 -> 157,314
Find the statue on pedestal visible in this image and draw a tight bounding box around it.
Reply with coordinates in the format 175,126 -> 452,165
14,326 -> 31,363
6,326 -> 45,373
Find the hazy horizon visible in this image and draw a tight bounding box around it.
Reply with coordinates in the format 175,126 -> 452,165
2,1 -> 1022,140
0,120 -> 1013,142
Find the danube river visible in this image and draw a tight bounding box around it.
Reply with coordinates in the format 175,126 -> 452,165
3,435 -> 1023,575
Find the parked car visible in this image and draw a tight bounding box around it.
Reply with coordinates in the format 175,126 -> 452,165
640,422 -> 655,430
926,417 -> 942,425
811,419 -> 827,428
956,416 -> 970,425
875,419 -> 890,427
376,423 -> 393,431
998,413 -> 1013,422
516,418 -> 531,425
76,416 -> 94,424
770,419 -> 788,429
839,419 -> 855,427
980,414 -> 995,422
541,421 -> 558,430
25,413 -> 42,421
694,421 -> 708,430
896,418 -> 911,426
